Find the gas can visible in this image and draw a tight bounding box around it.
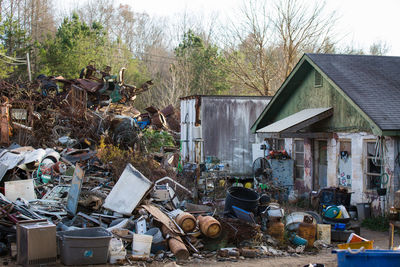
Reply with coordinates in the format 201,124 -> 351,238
298,222 -> 316,247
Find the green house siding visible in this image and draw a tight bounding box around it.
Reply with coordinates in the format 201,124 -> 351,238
255,60 -> 376,134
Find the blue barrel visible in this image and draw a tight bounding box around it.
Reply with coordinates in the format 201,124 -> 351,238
334,249 -> 400,267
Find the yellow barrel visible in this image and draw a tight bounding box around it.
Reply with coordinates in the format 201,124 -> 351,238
198,215 -> 221,238
175,212 -> 196,233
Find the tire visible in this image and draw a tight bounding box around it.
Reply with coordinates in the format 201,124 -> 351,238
305,210 -> 323,224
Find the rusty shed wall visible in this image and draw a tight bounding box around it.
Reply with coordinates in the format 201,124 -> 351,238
201,97 -> 270,175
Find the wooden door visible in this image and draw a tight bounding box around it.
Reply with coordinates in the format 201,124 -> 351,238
313,140 -> 328,190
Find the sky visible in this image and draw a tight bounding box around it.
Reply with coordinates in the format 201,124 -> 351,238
65,0 -> 400,56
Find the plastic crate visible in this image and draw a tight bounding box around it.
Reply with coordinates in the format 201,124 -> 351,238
334,249 -> 400,267
58,227 -> 112,265
337,241 -> 374,250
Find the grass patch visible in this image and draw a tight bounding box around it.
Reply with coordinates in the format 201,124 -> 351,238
361,216 -> 389,232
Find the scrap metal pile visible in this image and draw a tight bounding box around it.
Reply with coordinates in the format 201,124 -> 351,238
0,152 -> 325,266
0,65 -> 334,266
0,63 -> 179,148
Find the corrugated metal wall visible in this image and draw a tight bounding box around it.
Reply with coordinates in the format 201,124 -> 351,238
201,97 -> 270,175
180,98 -> 198,162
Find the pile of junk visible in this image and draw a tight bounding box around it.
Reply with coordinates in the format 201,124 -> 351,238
0,144 -> 382,266
0,157 -> 330,266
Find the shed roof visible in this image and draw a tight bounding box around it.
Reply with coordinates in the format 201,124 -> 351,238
256,108 -> 332,136
306,53 -> 400,131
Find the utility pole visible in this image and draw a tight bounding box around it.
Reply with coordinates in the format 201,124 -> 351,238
26,53 -> 32,82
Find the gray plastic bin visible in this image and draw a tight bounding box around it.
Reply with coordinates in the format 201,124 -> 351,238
356,203 -> 371,221
58,227 -> 112,265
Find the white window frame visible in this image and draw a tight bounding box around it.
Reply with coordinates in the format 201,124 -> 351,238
294,139 -> 304,180
364,140 -> 382,190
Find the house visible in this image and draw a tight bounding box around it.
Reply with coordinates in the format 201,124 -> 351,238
180,95 -> 271,175
251,54 -> 400,213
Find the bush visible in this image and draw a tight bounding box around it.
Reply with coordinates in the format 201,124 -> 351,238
142,129 -> 175,153
361,216 -> 389,232
97,137 -> 169,181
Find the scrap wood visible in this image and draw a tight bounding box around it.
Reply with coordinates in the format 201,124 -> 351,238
111,228 -> 133,242
141,204 -> 181,235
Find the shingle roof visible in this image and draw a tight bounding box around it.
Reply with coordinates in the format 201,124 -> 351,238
306,53 -> 400,131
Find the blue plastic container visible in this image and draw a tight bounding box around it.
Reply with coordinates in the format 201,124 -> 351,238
334,249 -> 400,267
289,234 -> 308,246
333,223 -> 346,230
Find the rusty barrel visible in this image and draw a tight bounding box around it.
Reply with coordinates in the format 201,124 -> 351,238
175,212 -> 196,233
198,215 -> 221,238
161,225 -> 189,260
298,222 -> 316,247
267,221 -> 284,242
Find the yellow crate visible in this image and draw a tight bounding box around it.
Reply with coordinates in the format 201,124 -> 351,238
337,240 -> 374,250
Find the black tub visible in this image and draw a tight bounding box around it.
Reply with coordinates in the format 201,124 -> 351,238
224,186 -> 260,216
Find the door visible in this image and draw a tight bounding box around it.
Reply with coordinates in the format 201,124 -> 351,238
313,140 -> 328,190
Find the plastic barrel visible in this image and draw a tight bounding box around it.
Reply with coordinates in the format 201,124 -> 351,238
224,187 -> 260,216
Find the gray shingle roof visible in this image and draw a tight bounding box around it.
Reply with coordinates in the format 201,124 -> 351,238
306,53 -> 400,131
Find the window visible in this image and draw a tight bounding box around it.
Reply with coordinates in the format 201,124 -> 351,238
271,138 -> 285,150
294,139 -> 304,179
315,71 -> 323,87
264,138 -> 285,151
365,141 -> 382,189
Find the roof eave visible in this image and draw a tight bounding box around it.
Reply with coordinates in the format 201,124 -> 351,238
251,54 -> 309,133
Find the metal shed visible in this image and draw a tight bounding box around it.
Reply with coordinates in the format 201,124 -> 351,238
180,95 -> 271,176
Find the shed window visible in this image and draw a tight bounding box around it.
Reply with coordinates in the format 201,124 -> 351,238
365,141 -> 382,190
315,71 -> 323,87
294,139 -> 304,179
271,138 -> 285,150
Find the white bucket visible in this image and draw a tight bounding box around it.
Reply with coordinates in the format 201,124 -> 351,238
109,238 -> 126,264
132,234 -> 153,256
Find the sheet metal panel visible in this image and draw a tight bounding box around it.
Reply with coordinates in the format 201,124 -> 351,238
180,98 -> 198,162
201,97 -> 270,175
103,164 -> 153,215
257,108 -> 332,133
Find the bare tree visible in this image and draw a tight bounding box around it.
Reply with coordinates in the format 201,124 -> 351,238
222,0 -> 337,95
75,0 -> 115,32
223,0 -> 280,96
274,0 -> 337,79
1,0 -> 56,75
369,40 -> 390,55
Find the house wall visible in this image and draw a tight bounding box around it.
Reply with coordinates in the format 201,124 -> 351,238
265,66 -> 374,134
296,133 -> 396,214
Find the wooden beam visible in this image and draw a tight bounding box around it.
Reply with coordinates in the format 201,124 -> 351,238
382,130 -> 400,136
280,132 -> 333,139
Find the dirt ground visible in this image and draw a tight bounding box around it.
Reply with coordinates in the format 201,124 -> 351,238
1,227 -> 398,267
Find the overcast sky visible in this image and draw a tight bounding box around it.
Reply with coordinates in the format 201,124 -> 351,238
65,0 -> 400,55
